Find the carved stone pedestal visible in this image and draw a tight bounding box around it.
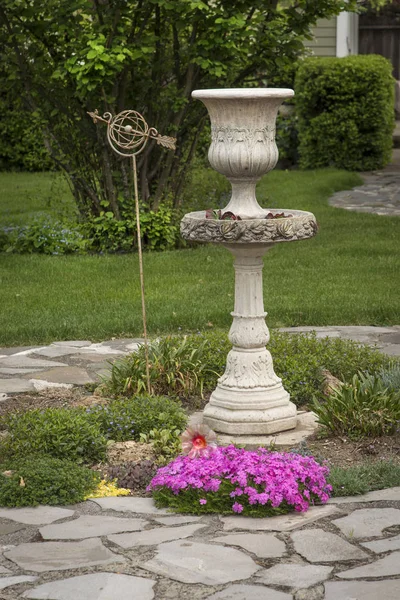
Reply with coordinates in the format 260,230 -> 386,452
203,244 -> 297,436
181,89 -> 318,440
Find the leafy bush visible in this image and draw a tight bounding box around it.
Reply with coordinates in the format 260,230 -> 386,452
81,204 -> 180,253
296,55 -> 395,170
1,408 -> 107,463
276,111 -> 299,167
329,461 -> 400,497
379,363 -> 400,393
149,446 -> 331,516
312,372 -> 400,438
0,219 -> 86,255
140,428 -> 182,465
104,460 -> 158,493
106,336 -> 212,398
0,456 -> 100,507
87,395 -> 187,442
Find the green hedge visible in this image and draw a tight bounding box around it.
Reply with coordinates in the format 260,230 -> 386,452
296,55 -> 394,171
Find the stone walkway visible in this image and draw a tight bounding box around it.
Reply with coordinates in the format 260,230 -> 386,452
329,170 -> 400,216
0,491 -> 400,599
1,326 -> 399,398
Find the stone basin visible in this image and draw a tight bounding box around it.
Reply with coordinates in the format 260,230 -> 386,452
180,208 -> 317,244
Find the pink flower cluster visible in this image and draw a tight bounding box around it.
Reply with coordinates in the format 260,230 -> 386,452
148,446 -> 332,514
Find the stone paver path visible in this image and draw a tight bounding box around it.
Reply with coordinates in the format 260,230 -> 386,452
1,326 -> 399,397
1,492 -> 400,599
329,171 -> 400,216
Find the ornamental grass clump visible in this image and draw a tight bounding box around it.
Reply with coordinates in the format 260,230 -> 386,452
148,446 -> 331,517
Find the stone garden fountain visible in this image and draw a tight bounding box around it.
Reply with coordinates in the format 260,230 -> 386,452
181,89 -> 318,444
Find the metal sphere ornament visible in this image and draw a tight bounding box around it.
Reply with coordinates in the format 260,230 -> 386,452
88,109 -> 176,157
88,108 -> 176,394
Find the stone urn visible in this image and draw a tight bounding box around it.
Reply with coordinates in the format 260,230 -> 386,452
181,89 -> 318,442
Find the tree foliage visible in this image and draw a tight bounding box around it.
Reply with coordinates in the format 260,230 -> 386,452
1,0 -> 362,217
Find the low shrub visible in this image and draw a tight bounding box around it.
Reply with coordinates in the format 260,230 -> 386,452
0,219 -> 86,255
0,456 -> 100,507
1,408 -> 107,463
85,479 -> 130,498
106,336 -> 212,398
86,395 -> 187,442
312,372 -> 400,438
296,55 -> 394,171
148,446 -> 331,516
329,461 -> 400,497
104,460 -> 158,493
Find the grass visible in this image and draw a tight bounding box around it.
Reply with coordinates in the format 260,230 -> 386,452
0,171 -> 76,225
1,168 -> 399,346
329,461 -> 400,497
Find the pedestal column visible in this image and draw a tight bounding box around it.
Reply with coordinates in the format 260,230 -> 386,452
203,244 -> 297,436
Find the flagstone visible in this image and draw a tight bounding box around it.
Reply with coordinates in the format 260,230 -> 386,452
91,496 -> 169,514
337,551 -> 400,579
332,508 -> 400,538
324,579 -> 400,600
291,529 -> 368,562
152,515 -> 201,526
26,366 -> 94,385
0,379 -> 35,393
0,521 -> 25,535
0,567 -> 11,574
109,523 -> 207,548
212,533 -> 286,559
329,486 -> 400,504
0,506 -> 74,525
34,346 -> 83,358
221,505 -> 338,532
256,563 -> 333,589
144,540 -> 261,585
0,368 -> 43,375
40,515 -> 147,540
0,576 -> 37,590
0,356 -> 67,368
4,538 -> 124,572
23,573 -> 155,600
206,584 -> 291,599
361,533 -> 400,553
51,341 -> 92,347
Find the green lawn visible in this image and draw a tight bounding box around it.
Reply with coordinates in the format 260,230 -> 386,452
1,168 -> 399,346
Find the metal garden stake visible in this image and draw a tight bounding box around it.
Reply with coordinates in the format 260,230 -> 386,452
88,109 -> 176,393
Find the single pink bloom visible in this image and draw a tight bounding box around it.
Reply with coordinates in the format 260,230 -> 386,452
199,498 -> 207,505
232,502 -> 244,513
181,421 -> 218,459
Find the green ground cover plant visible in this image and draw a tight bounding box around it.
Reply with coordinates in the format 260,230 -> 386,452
104,331 -> 393,408
1,168 -> 399,346
329,461 -> 400,497
312,371 -> 400,438
0,456 -> 100,507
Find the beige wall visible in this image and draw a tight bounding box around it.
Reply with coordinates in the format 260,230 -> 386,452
305,18 -> 337,57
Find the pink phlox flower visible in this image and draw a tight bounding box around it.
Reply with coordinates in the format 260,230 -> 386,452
199,498 -> 207,505
232,502 -> 244,513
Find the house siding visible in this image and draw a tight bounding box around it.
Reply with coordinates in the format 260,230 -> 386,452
305,18 -> 337,57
